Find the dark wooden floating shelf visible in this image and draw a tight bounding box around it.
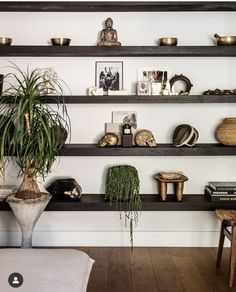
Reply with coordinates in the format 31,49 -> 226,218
0,2 -> 235,12
47,95 -> 236,104
0,194 -> 235,211
58,144 -> 236,156
0,46 -> 236,57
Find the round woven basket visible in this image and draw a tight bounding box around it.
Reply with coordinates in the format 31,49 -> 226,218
215,118 -> 236,146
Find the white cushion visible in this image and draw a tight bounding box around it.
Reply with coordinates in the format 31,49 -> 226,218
0,248 -> 94,292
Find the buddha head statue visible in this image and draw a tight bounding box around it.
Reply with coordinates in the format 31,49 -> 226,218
105,18 -> 113,28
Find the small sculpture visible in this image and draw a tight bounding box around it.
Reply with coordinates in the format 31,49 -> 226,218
169,74 -> 193,95
88,86 -> 104,96
135,130 -> 157,147
41,68 -> 58,95
173,124 -> 199,147
98,132 -> 119,147
46,178 -> 82,200
97,18 -> 121,47
203,88 -> 236,95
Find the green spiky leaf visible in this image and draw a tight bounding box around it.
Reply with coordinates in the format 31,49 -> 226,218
0,63 -> 70,199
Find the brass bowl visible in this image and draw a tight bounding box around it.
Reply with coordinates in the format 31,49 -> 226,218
0,37 -> 12,46
159,37 -> 178,46
214,33 -> 236,46
51,38 -> 71,46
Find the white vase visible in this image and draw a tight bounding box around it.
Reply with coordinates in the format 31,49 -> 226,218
7,193 -> 51,248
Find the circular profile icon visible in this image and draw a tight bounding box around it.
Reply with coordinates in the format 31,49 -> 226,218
8,273 -> 23,288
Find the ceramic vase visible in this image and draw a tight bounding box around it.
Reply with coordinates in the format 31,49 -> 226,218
7,193 -> 51,248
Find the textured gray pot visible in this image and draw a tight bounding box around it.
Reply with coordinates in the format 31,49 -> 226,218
7,193 -> 51,248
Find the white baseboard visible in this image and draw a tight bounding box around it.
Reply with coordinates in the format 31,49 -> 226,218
0,211 -> 227,247
0,230 -> 229,247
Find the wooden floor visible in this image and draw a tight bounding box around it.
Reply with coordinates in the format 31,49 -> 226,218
79,247 -> 235,292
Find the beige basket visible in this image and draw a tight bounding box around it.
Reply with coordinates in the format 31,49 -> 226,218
215,118 -> 236,146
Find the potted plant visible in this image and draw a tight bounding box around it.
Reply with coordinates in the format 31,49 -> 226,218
105,164 -> 142,247
0,64 -> 70,247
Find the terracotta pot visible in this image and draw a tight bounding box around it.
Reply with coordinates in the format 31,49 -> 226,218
215,118 -> 236,146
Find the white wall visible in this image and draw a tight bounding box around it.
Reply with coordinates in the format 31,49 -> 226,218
0,10 -> 236,246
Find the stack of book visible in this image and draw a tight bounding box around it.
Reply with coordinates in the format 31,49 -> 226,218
205,182 -> 236,201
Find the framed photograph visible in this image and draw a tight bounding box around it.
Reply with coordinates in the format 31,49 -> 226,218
143,70 -> 159,82
96,61 -> 123,92
138,67 -> 159,82
138,67 -> 166,84
112,111 -> 137,134
137,81 -> 150,95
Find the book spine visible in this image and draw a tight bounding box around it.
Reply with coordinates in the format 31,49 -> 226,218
212,191 -> 236,195
209,196 -> 236,202
205,192 -> 236,202
214,188 -> 236,192
205,186 -> 236,195
209,183 -> 236,191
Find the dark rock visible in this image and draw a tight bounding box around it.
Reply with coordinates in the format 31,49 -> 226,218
46,178 -> 82,200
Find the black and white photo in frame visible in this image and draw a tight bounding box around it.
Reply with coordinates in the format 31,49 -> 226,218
96,61 -> 123,91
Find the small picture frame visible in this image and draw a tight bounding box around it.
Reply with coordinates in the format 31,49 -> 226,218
137,81 -> 150,95
96,61 -> 123,92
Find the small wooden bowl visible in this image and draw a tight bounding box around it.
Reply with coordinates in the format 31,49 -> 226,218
51,38 -> 71,46
159,37 -> 178,46
0,37 -> 12,46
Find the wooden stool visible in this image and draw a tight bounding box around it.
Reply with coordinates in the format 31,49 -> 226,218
154,174 -> 188,201
216,209 -> 236,287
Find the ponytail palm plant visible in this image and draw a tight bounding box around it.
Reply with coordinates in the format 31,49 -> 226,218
0,64 -> 70,200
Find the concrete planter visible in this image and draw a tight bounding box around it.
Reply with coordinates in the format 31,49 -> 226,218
7,193 -> 51,248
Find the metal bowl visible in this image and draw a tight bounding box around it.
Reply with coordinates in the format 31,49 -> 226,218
51,38 -> 71,46
159,37 -> 178,46
0,37 -> 12,46
214,33 -> 236,46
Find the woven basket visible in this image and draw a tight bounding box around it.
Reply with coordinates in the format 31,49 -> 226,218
215,118 -> 236,146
